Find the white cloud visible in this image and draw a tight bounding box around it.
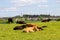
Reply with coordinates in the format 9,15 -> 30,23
38,5 -> 48,8
56,0 -> 60,2
0,7 -> 17,12
11,0 -> 48,7
0,0 -> 48,12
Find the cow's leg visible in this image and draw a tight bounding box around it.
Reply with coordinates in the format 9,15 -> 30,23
29,29 -> 34,32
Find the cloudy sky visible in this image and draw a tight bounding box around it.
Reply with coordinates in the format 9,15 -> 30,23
0,0 -> 60,17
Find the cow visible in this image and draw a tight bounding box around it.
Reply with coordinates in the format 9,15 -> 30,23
8,18 -> 13,23
16,21 -> 26,24
23,24 -> 47,33
41,19 -> 51,22
23,24 -> 44,33
13,25 -> 26,30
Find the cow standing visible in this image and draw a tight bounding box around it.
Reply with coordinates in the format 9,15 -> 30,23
8,18 -> 13,23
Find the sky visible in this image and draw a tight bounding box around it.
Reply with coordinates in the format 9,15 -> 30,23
0,0 -> 60,17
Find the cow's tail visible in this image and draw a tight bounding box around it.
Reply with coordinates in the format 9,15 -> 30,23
37,26 -> 47,30
42,26 -> 47,28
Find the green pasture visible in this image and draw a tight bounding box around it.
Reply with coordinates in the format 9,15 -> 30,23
0,21 -> 60,40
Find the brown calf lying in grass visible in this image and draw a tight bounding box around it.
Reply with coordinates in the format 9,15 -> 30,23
23,24 -> 39,33
23,24 -> 47,33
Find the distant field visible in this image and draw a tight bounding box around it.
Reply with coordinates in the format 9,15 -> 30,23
0,21 -> 60,40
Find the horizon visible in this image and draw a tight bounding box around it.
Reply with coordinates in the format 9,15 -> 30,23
0,0 -> 60,17
0,14 -> 60,18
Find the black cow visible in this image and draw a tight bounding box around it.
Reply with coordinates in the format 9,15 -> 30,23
13,25 -> 26,30
8,18 -> 13,23
41,19 -> 51,22
16,21 -> 26,24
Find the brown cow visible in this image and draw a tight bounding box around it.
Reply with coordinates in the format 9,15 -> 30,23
23,24 -> 42,33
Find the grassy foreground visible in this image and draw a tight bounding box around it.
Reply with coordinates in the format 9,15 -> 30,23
0,21 -> 60,40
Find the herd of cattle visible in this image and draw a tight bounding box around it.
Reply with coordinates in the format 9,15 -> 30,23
8,18 -> 51,24
7,18 -> 49,33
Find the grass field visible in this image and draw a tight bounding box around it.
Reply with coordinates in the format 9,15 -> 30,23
0,21 -> 60,40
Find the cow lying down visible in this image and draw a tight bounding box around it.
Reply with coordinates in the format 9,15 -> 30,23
13,24 -> 47,33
